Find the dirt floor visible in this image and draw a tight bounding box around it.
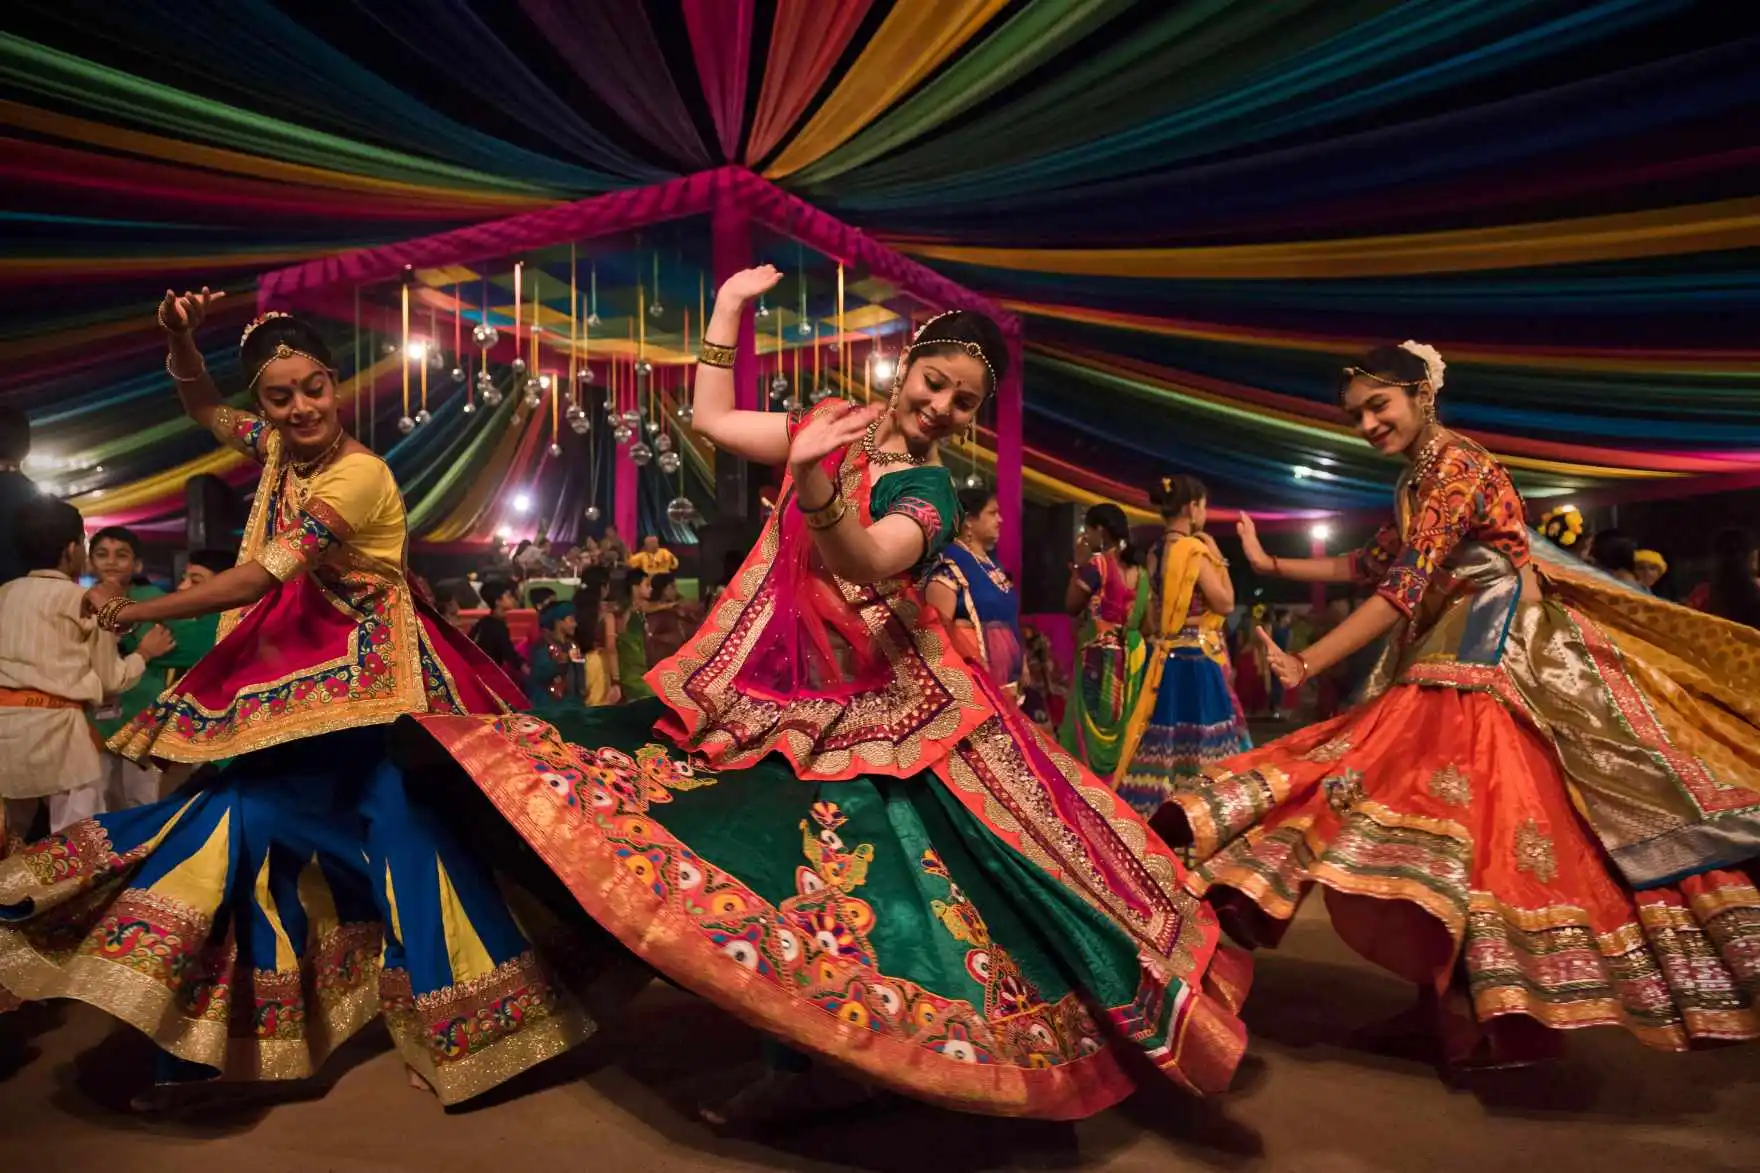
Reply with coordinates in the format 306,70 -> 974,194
3,897 -> 1756,1173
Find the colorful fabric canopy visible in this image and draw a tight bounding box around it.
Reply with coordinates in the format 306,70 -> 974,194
6,1 -> 1757,539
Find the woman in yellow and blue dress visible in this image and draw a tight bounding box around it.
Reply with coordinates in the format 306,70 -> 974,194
1156,342 -> 1760,1067
1113,474 -> 1250,818
0,294 -> 620,1109
397,269 -> 1250,1127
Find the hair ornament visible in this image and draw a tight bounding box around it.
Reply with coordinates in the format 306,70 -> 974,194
240,311 -> 292,348
1396,340 -> 1446,392
904,309 -> 996,389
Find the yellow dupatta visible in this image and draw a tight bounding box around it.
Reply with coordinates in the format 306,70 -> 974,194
1112,534 -> 1227,783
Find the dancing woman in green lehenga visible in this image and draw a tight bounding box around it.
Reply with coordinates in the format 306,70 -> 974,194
399,267 -> 1250,1124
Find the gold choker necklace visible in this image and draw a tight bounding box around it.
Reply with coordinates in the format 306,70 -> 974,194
289,429 -> 345,477
863,415 -> 926,467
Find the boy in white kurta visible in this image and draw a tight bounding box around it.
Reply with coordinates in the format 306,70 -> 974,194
0,498 -> 172,841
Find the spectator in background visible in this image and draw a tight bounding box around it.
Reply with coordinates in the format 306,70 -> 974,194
0,406 -> 34,588
597,523 -> 630,569
612,570 -> 653,700
628,533 -> 679,577
1689,528 -> 1760,628
1589,528 -> 1641,589
88,526 -> 172,813
642,572 -> 693,665
1634,549 -> 1668,595
0,498 -> 174,841
527,601 -> 582,705
470,577 -> 526,686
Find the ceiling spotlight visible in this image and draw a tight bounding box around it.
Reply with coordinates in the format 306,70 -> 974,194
513,492 -> 532,514
872,356 -> 896,382
1310,523 -> 1333,542
405,340 -> 427,362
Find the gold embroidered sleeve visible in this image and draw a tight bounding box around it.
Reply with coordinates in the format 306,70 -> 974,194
211,404 -> 273,463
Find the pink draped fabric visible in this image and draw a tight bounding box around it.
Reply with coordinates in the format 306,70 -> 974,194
519,0 -> 710,168
683,0 -> 756,161
745,0 -> 874,164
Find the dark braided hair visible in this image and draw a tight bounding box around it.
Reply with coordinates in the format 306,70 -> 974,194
905,310 -> 1009,395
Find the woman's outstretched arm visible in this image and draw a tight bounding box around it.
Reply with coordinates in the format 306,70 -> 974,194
691,267 -> 791,466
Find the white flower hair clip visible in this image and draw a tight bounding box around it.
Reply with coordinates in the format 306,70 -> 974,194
1397,340 -> 1446,392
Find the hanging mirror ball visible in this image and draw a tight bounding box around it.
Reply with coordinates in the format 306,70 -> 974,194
475,369 -> 494,391
620,409 -> 642,428
483,386 -> 503,407
462,401 -> 475,415
797,321 -> 813,337
654,433 -> 672,453
810,385 -> 831,404
629,442 -> 653,467
548,442 -> 563,458
635,360 -> 652,379
397,415 -> 416,434
644,418 -> 661,436
584,504 -> 601,522
576,366 -> 595,386
963,473 -> 985,490
770,376 -> 789,403
657,451 -> 681,475
427,348 -> 445,371
511,357 -> 527,374
471,323 -> 499,348
565,403 -> 583,422
666,496 -> 695,525
383,341 -> 399,356
450,367 -> 466,385
675,403 -> 693,422
612,424 -> 633,444
524,391 -> 542,409
755,301 -> 770,319
648,301 -> 664,319
586,313 -> 602,328
569,415 -> 590,435
415,409 -> 431,426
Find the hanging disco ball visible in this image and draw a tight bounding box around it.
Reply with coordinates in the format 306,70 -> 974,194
415,408 -> 431,426
565,403 -> 584,422
482,385 -> 504,407
675,402 -> 693,423
427,347 -> 445,371
511,356 -> 527,375
584,503 -> 601,522
576,366 -> 595,386
770,374 -> 789,403
810,384 -> 832,404
635,360 -> 652,380
644,418 -> 661,436
654,433 -> 672,454
629,442 -> 653,467
462,401 -> 475,415
963,473 -> 985,490
383,341 -> 399,356
548,442 -> 563,458
657,450 -> 682,475
397,415 -> 416,434
666,495 -> 696,525
612,423 -> 633,444
620,409 -> 642,428
586,312 -> 602,329
523,378 -> 543,408
475,369 -> 494,391
755,301 -> 771,320
471,322 -> 499,348
797,321 -> 813,338
569,414 -> 590,435
450,366 -> 466,385
648,301 -> 664,319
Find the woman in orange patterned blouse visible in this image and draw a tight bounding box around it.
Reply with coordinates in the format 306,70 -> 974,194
1153,341 -> 1760,1068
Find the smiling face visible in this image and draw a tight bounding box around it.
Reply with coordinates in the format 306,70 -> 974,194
90,536 -> 140,589
1341,376 -> 1431,457
254,353 -> 341,455
891,348 -> 988,448
964,497 -> 1002,547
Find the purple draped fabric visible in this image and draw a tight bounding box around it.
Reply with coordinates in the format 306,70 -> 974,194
519,0 -> 711,168
683,0 -> 756,160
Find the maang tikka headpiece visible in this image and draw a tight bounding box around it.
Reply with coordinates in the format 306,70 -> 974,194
901,310 -> 996,390
240,311 -> 332,389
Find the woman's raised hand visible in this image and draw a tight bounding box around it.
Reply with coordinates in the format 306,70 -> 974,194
157,287 -> 225,335
716,265 -> 784,308
787,400 -> 880,471
1236,513 -> 1273,574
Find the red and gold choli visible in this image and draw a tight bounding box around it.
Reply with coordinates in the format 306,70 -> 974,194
111,407 -> 523,763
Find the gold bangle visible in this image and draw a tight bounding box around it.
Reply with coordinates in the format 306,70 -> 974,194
97,596 -> 135,634
165,353 -> 206,383
698,340 -> 737,369
803,498 -> 848,531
